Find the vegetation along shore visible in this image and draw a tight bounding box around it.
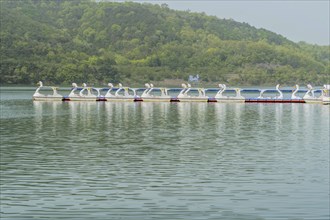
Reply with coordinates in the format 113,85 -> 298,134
1,0 -> 329,86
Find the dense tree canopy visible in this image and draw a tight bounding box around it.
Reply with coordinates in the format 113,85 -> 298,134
0,0 -> 329,86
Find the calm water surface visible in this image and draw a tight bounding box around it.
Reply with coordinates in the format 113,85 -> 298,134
0,88 -> 329,219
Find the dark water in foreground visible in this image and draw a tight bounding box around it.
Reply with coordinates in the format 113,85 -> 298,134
0,88 -> 329,219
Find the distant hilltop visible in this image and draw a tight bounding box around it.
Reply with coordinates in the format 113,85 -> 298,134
1,0 -> 329,86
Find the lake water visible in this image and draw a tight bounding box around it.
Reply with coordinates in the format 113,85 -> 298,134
1,88 -> 329,220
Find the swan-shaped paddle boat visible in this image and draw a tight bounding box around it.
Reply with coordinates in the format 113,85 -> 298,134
32,81 -> 63,101
246,84 -> 281,102
63,83 -> 99,101
176,83 -> 209,102
104,83 -> 115,99
106,83 -> 141,101
141,83 -> 172,102
214,84 -> 245,103
302,84 -> 323,104
245,84 -> 304,103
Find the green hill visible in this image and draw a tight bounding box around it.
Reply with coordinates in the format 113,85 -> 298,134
1,0 -> 329,86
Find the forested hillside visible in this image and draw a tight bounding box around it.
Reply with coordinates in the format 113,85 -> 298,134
1,0 -> 329,86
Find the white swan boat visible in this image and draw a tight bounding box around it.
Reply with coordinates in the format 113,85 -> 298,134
303,84 -> 323,104
141,83 -> 172,102
214,84 -> 245,103
33,81 -> 63,101
245,84 -> 305,103
105,83 -> 142,102
176,83 -> 209,102
63,83 -> 100,101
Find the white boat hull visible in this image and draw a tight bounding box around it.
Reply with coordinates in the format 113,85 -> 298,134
177,97 -> 209,102
215,98 -> 245,103
105,96 -> 140,102
106,98 -> 135,102
33,96 -> 63,101
141,97 -> 172,102
65,96 -> 97,101
303,98 -> 323,104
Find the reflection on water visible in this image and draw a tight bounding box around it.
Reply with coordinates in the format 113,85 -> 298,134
1,95 -> 329,219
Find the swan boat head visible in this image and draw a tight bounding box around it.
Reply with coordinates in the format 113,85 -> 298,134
178,83 -> 188,97
33,81 -> 43,96
215,83 -> 228,99
275,84 -> 283,99
291,84 -> 302,99
142,83 -> 152,97
104,83 -> 115,97
68,83 -> 79,97
303,84 -> 315,99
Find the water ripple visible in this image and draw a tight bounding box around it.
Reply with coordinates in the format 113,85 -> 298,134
1,95 -> 329,219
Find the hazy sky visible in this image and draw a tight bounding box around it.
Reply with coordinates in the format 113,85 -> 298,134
116,0 -> 330,45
